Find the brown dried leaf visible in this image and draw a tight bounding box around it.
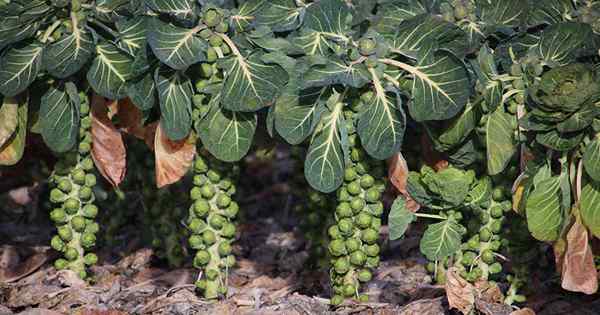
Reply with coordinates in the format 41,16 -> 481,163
421,134 -> 448,171
561,216 -> 598,294
76,309 -> 128,315
445,268 -> 475,314
116,98 -> 145,139
154,123 -> 196,188
144,122 -> 158,151
0,247 -> 48,283
91,94 -> 126,187
388,152 -> 420,212
474,280 -> 504,303
510,308 -> 536,315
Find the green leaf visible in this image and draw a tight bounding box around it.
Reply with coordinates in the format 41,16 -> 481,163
0,97 -> 27,166
580,182 -> 600,239
40,83 -> 80,153
147,18 -> 206,70
0,42 -> 43,97
255,0 -> 303,32
373,0 -> 427,37
274,87 -> 326,145
127,72 -> 156,111
420,218 -> 463,261
43,25 -> 95,79
220,53 -> 288,112
145,0 -> 196,19
388,197 -> 416,240
583,138 -> 600,182
304,101 -> 345,193
302,58 -> 370,89
117,16 -> 147,55
556,102 -> 599,133
402,48 -> 470,122
233,0 -> 268,31
435,102 -> 481,151
0,17 -> 40,51
476,0 -> 529,27
0,96 -> 18,148
87,41 -> 134,99
294,0 -> 351,55
537,22 -> 593,66
391,15 -> 466,58
536,130 -> 583,151
525,176 -> 562,241
486,106 -> 516,175
528,0 -> 574,25
465,176 -> 492,210
357,71 -> 406,160
198,99 -> 257,162
155,68 -> 193,141
407,172 -> 433,207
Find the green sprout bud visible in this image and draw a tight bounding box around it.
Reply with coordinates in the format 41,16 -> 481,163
194,250 -> 211,266
78,142 -> 91,154
350,251 -> 367,266
218,242 -> 232,256
57,226 -> 73,241
85,222 -> 99,234
347,182 -> 361,196
479,228 -> 492,242
338,218 -> 354,235
84,253 -> 98,265
58,179 -> 72,193
81,116 -> 92,129
355,162 -> 370,175
490,240 -> 501,251
209,34 -> 223,47
490,220 -> 502,233
81,158 -> 94,171
329,239 -> 346,256
350,198 -> 366,213
365,188 -> 381,203
206,269 -> 219,280
194,200 -> 211,217
337,187 -> 350,201
360,175 -> 375,189
366,256 -> 380,268
361,228 -> 379,244
223,254 -> 236,268
490,206 -> 504,219
364,244 -> 380,257
50,189 -> 66,203
356,213 -> 372,229
481,250 -> 495,264
209,214 -> 226,229
215,21 -> 228,33
206,47 -> 217,62
189,235 -> 204,249
221,222 -> 236,238
50,208 -> 67,223
467,237 -> 480,250
192,175 -> 207,187
216,194 -> 231,208
79,186 -> 93,201
328,225 -> 342,239
204,9 -> 221,27
84,174 -> 96,188
81,233 -> 96,248
358,38 -> 376,56
461,251 -> 477,265
492,187 -> 505,202
343,284 -> 356,297
72,169 -> 86,185
195,279 -> 207,290
201,185 -> 216,199
200,63 -> 213,78
51,235 -> 65,251
54,258 -> 68,270
203,230 -> 217,245
345,238 -> 361,252
370,202 -> 384,216
64,247 -> 79,261
334,258 -> 350,274
426,262 -> 436,273
64,198 -> 80,213
330,295 -> 344,306
194,158 -> 209,173
190,187 -> 202,200
344,168 -> 358,182
71,215 -> 86,232
189,218 -> 207,233
82,204 -> 98,218
358,269 -> 372,282
224,202 -> 239,219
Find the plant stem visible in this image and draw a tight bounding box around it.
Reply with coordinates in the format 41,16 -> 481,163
41,20 -> 62,43
88,18 -> 120,39
414,213 -> 446,220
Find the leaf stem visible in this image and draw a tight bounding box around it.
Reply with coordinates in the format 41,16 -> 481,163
414,213 -> 446,220
88,18 -> 119,39
41,20 -> 62,43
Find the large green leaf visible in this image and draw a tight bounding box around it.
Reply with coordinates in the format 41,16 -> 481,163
465,176 -> 492,210
232,0 -> 268,31
294,0 -> 351,55
128,72 -> 156,111
198,99 -> 257,162
391,15 -> 466,57
529,0 -> 574,25
434,101 -> 480,151
536,130 -> 583,151
420,218 -> 463,261
583,138 -> 600,182
40,83 -> 80,153
255,0 -> 303,32
304,101 -> 345,193
147,18 -> 206,70
476,0 -> 528,27
302,58 -> 370,89
0,16 -> 40,51
87,41 -> 134,99
486,106 -> 516,175
537,22 -> 593,66
580,182 -> 600,239
220,53 -> 288,112
274,87 -> 326,145
43,25 -> 95,79
373,0 -> 427,37
117,16 -> 147,55
357,71 -> 405,160
0,97 -> 18,148
145,0 -> 196,19
400,48 -> 470,122
155,68 -> 193,141
472,45 -> 502,111
556,103 -> 599,133
388,197 -> 416,240
0,42 -> 43,97
0,97 -> 27,166
525,176 -> 562,241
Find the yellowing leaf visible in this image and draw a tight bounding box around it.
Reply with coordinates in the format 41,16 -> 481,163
0,97 -> 27,166
0,96 -> 18,147
154,123 -> 196,188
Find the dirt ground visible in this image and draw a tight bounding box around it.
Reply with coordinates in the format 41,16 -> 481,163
1,151 -> 600,315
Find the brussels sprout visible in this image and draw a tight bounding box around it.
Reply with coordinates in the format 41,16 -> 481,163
334,258 -> 350,274
216,194 -> 231,208
370,202 -> 384,216
462,251 -> 477,265
64,247 -> 79,261
215,21 -> 229,33
72,169 -> 86,185
360,175 -> 375,189
79,187 -> 92,201
81,158 -> 94,171
54,258 -> 68,270
203,230 -> 217,245
81,233 -> 96,248
189,235 -> 204,249
350,251 -> 367,266
329,239 -> 346,256
205,269 -> 219,280
358,269 -> 372,282
51,235 -> 65,251
201,185 -> 216,199
358,38 -> 376,56
480,228 -> 492,242
364,244 -> 380,257
190,187 -> 203,200
490,240 -> 502,251
365,256 -> 380,268
207,170 -> 221,183
204,9 -> 221,27
84,174 -> 96,187
330,295 -> 344,305
344,238 -> 360,252
356,213 -> 372,229
78,142 -> 91,154
223,254 -> 236,268
50,208 -> 67,223
343,284 -> 356,297
481,249 -> 495,264
344,168 -> 358,182
338,219 -> 354,235
194,158 -> 209,173
58,179 -> 72,193
71,215 -> 86,232
489,262 -> 502,274
490,206 -> 504,219
355,162 -> 370,175
57,226 -> 73,241
490,220 -> 502,234
85,222 -> 100,234
467,236 -> 480,250
361,228 -> 378,244
337,188 -> 351,201
209,215 -> 226,229
81,116 -> 92,129
347,182 -> 361,195
189,218 -> 207,233
194,200 -> 211,218
426,262 -> 436,273
194,250 -> 211,266
365,188 -> 381,203
328,225 -> 342,239
50,189 -> 66,203
221,223 -> 236,238
218,242 -> 232,256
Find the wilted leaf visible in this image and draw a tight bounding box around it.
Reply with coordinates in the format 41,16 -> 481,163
561,215 -> 598,294
90,94 -> 126,187
0,96 -> 18,148
445,268 -> 475,314
510,308 -> 536,315
154,123 -> 196,188
116,98 -> 145,139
